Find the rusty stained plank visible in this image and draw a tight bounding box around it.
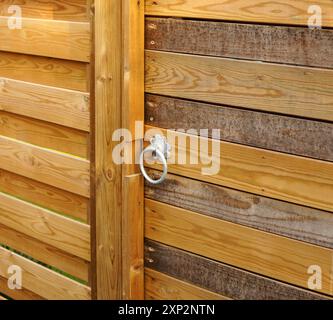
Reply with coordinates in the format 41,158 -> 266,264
145,169 -> 333,249
146,18 -> 333,69
145,94 -> 333,162
145,240 -> 329,300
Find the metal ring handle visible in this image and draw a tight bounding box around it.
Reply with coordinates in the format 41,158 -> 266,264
139,145 -> 168,185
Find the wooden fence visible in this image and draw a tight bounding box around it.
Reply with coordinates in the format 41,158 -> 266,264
0,0 -> 92,300
1,0 -> 333,300
0,0 -> 145,300
143,0 -> 333,299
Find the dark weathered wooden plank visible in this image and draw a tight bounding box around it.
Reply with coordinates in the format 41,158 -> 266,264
145,94 -> 333,162
145,169 -> 333,249
145,240 -> 328,300
146,18 -> 333,69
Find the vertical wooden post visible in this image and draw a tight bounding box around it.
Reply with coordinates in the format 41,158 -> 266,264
122,0 -> 145,299
91,0 -> 144,299
92,0 -> 123,299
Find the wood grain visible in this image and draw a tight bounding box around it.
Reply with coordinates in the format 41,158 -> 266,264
145,0 -> 333,27
145,126 -> 333,212
145,268 -> 229,300
0,246 -> 91,300
0,135 -> 90,197
0,169 -> 88,222
0,52 -> 88,91
93,0 -> 123,299
0,111 -> 89,159
121,0 -> 145,300
122,0 -> 145,137
0,223 -> 89,281
146,18 -> 333,69
145,199 -> 333,295
0,192 -> 90,260
145,170 -> 333,249
0,275 -> 44,300
0,78 -> 90,131
145,50 -> 333,121
122,174 -> 144,300
145,240 -> 329,300
0,0 -> 88,21
146,95 -> 333,162
0,17 -> 90,62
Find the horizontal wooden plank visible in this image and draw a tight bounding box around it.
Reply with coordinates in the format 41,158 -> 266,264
0,111 -> 89,158
0,275 -> 43,300
0,0 -> 88,21
0,52 -> 88,91
145,240 -> 329,300
146,18 -> 333,69
145,95 -> 333,162
145,0 -> 333,27
145,50 -> 333,121
0,192 -> 90,261
0,223 -> 89,281
0,169 -> 88,222
145,200 -> 333,295
0,78 -> 90,131
145,126 -> 333,212
145,268 -> 228,300
0,17 -> 90,62
145,170 -> 333,249
0,135 -> 90,197
0,246 -> 91,300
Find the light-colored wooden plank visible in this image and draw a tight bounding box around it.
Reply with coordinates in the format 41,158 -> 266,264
0,17 -> 90,62
145,126 -> 333,212
0,52 -> 88,91
0,223 -> 89,281
0,0 -> 88,21
0,276 -> 43,300
93,0 -> 123,300
145,268 -> 229,300
0,192 -> 90,261
122,174 -> 144,300
0,135 -> 90,197
145,199 -> 333,295
0,246 -> 91,300
145,0 -> 333,27
0,111 -> 89,159
0,169 -> 88,222
0,78 -> 90,131
145,50 -> 333,121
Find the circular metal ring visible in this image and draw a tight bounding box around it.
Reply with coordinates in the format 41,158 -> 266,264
139,145 -> 168,185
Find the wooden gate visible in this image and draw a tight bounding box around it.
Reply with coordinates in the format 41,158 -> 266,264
143,0 -> 333,299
